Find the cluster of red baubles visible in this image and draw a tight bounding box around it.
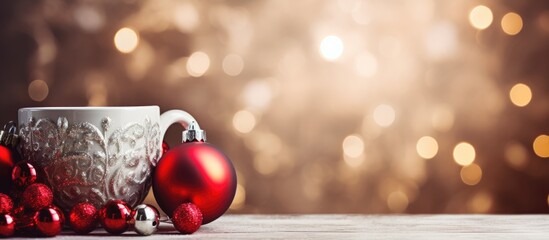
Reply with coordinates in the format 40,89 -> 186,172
0,160 -> 63,237
70,199 -> 202,235
0,158 -> 205,237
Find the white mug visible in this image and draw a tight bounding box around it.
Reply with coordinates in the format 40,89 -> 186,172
17,106 -> 198,212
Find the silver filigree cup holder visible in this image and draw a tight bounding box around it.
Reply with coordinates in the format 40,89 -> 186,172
18,106 -> 200,213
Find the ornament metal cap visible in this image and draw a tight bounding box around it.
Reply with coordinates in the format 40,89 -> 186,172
182,121 -> 206,142
0,121 -> 19,149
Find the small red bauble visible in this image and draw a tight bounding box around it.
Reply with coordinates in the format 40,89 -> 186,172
11,162 -> 37,189
0,146 -> 15,194
172,203 -> 202,234
153,142 -> 237,224
21,183 -> 53,211
99,200 -> 132,235
0,193 -> 13,214
69,202 -> 99,234
34,206 -> 64,237
0,214 -> 15,237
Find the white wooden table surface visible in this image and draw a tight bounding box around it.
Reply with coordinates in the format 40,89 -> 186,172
15,214 -> 549,239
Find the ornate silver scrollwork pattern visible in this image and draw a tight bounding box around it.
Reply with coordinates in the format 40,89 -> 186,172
19,117 -> 161,211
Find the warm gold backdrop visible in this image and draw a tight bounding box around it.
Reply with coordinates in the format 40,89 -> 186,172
0,0 -> 548,214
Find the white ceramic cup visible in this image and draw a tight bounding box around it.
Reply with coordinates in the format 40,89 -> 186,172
18,106 -> 197,212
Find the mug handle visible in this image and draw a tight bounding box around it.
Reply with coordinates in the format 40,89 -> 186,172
159,110 -> 202,141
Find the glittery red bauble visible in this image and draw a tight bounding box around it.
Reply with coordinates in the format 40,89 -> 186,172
0,214 -> 15,237
69,202 -> 99,234
11,162 -> 37,189
34,206 -> 64,237
172,203 -> 202,234
0,146 -> 15,194
153,142 -> 237,224
0,193 -> 12,214
99,200 -> 131,235
21,183 -> 53,211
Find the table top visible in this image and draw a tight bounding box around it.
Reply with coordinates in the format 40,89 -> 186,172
17,214 -> 549,239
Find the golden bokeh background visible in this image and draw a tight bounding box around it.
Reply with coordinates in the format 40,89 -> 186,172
0,0 -> 548,214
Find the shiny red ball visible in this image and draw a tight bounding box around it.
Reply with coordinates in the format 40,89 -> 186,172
34,206 -> 64,237
11,162 -> 37,189
153,142 -> 237,224
0,193 -> 12,214
99,200 -> 131,235
21,183 -> 53,211
0,214 -> 15,237
69,202 -> 99,234
0,146 -> 14,194
172,203 -> 202,234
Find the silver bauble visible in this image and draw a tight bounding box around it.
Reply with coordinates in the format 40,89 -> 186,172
132,204 -> 160,236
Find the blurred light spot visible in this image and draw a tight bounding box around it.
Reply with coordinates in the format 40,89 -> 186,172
504,142 -> 528,169
232,110 -> 256,134
509,83 -> 532,107
173,2 -> 199,33
74,5 -> 104,32
453,142 -> 476,166
186,51 -> 210,77
501,12 -> 523,35
425,22 -> 457,60
253,154 -> 279,175
460,163 -> 482,186
468,192 -> 493,213
431,105 -> 454,132
354,52 -> 378,78
229,184 -> 246,210
416,136 -> 438,159
533,135 -> 549,158
223,54 -> 244,76
373,104 -> 395,127
469,5 -> 493,30
114,27 -> 139,53
387,191 -> 409,213
28,79 -> 49,102
241,79 -> 273,111
547,194 -> 549,206
320,35 -> 344,61
342,135 -> 364,158
538,11 -> 549,33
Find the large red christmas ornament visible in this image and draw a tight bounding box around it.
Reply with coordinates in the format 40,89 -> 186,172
0,193 -> 13,214
34,206 -> 64,237
11,162 -> 37,189
0,214 -> 15,237
99,200 -> 132,235
172,203 -> 202,234
153,141 -> 237,224
69,202 -> 99,234
0,147 -> 14,194
21,183 -> 53,211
